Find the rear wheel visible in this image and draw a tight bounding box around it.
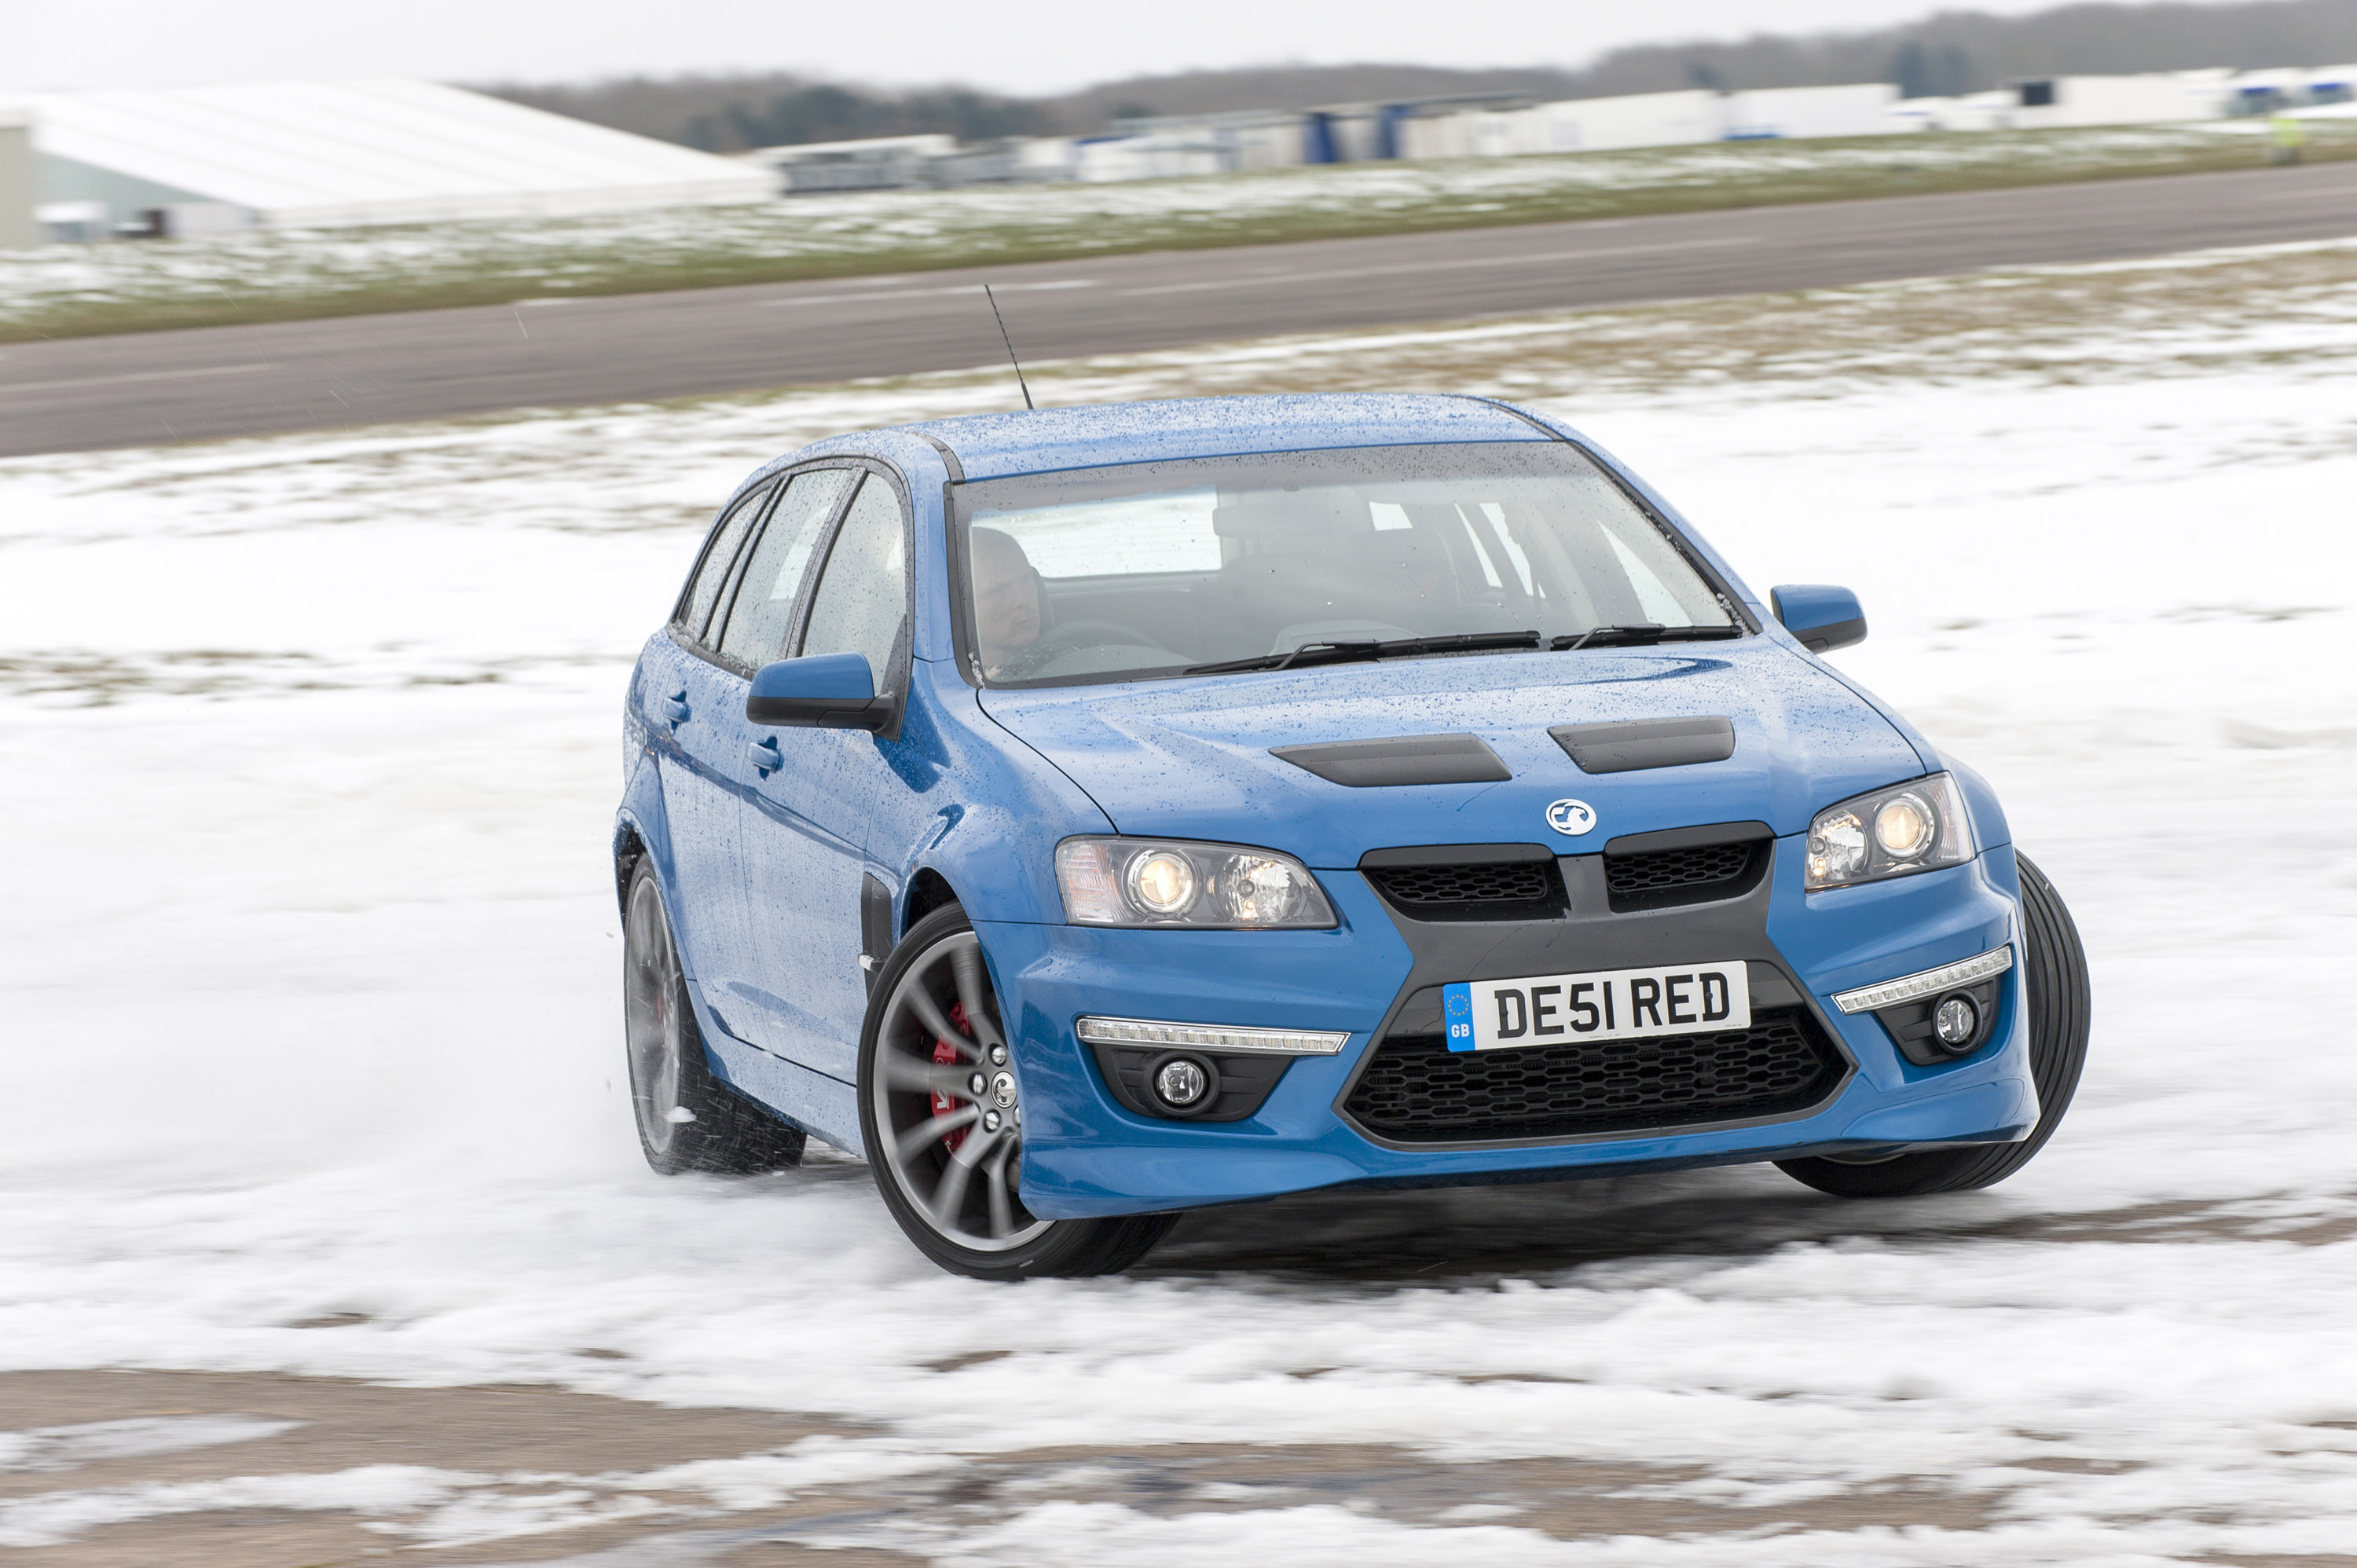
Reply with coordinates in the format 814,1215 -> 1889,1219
623,859 -> 806,1175
859,904 -> 1175,1280
1777,852 -> 2090,1199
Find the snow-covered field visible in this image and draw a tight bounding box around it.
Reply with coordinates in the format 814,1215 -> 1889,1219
2,123 -> 2326,340
3,241 -> 2355,1563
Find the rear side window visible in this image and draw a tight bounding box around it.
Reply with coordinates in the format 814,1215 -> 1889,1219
676,480 -> 774,644
714,468 -> 858,670
799,476 -> 911,694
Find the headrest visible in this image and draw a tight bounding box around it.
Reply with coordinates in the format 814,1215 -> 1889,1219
1212,490 -> 1370,539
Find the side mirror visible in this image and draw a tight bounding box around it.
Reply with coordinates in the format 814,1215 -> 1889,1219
1769,584 -> 1868,654
746,653 -> 889,731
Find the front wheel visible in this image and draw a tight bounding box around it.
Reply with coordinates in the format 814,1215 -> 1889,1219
1777,852 -> 2091,1199
858,904 -> 1175,1280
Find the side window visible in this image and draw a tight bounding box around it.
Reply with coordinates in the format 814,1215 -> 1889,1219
676,480 -> 774,644
715,468 -> 857,670
800,475 -> 910,693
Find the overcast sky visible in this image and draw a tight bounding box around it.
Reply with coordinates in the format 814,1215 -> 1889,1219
2,0 -> 2106,96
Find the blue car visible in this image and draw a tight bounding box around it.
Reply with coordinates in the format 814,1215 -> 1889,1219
617,394 -> 2091,1280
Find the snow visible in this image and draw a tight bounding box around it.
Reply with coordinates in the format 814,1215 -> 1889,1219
0,1464 -> 467,1549
0,1416 -> 297,1475
3,240 -> 2356,1561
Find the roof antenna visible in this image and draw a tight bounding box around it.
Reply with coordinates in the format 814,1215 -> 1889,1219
983,284 -> 1035,411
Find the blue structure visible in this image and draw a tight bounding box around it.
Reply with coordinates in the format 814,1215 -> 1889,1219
616,394 -> 2088,1278
1301,112 -> 1340,165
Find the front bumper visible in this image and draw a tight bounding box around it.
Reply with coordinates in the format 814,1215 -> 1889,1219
983,837 -> 2036,1219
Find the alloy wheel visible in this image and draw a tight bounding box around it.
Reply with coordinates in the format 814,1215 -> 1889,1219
868,929 -> 1051,1251
623,875 -> 685,1159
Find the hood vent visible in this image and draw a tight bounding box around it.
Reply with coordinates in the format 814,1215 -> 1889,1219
1552,716 -> 1735,774
1272,732 -> 1512,788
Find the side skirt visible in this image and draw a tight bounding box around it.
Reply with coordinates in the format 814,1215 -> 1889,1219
687,976 -> 867,1157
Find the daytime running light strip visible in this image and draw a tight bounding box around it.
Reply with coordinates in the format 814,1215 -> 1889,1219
1074,1017 -> 1351,1056
1833,945 -> 2014,1015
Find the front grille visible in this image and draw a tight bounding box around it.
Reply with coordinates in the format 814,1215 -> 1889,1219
1367,860 -> 1556,907
1343,1006 -> 1844,1143
1603,837 -> 1768,910
1606,841 -> 1756,895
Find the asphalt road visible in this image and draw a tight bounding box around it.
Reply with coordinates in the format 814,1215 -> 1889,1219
6,159 -> 2356,458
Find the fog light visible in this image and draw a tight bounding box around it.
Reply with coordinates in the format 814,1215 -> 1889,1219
1154,1057 -> 1210,1108
1934,993 -> 1979,1048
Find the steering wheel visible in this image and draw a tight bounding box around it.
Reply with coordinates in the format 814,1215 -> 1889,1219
995,620 -> 1146,678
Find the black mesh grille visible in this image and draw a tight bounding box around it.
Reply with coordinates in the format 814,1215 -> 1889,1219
1366,860 -> 1556,907
1605,841 -> 1759,896
1601,838 -> 1769,913
1343,1007 -> 1843,1143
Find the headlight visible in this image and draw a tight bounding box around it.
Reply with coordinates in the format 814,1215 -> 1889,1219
1056,837 -> 1337,929
1127,850 -> 1197,915
1805,773 -> 1974,891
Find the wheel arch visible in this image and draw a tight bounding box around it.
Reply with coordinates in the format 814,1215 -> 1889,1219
613,749 -> 676,919
614,819 -> 649,916
900,866 -> 962,940
613,810 -> 695,985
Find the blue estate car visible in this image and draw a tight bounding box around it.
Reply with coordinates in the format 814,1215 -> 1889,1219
617,394 -> 2091,1279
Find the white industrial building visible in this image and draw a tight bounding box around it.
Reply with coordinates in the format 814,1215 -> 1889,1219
734,134 -> 958,193
9,60 -> 2355,244
1082,112 -> 1309,181
0,103 -> 36,248
1886,66 -> 2355,133
1717,83 -> 1907,141
722,64 -> 2344,196
15,79 -> 771,236
733,113 -> 1307,192
1398,84 -> 1904,161
2215,63 -> 2357,115
1889,71 -> 2223,132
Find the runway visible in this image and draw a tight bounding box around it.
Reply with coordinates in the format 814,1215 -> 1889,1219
4,157 -> 2354,457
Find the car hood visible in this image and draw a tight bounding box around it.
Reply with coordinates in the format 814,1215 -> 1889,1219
977,644 -> 1926,866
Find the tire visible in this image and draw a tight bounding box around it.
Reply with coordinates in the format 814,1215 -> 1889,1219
857,903 -> 1177,1280
1777,852 -> 2091,1199
622,858 -> 807,1175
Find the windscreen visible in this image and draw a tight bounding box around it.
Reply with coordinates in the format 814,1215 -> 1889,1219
955,442 -> 1737,686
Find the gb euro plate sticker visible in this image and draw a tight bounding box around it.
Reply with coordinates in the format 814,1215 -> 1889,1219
1441,962 -> 1751,1053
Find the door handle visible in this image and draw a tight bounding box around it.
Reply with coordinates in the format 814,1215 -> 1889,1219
747,737 -> 782,775
663,691 -> 691,724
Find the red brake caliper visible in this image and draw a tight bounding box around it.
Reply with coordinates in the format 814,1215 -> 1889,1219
930,1002 -> 971,1153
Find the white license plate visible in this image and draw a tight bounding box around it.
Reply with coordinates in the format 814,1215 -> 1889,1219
1441,962 -> 1751,1053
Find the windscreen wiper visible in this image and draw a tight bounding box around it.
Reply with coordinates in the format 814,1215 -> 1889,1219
1186,629 -> 1541,676
1550,624 -> 1743,651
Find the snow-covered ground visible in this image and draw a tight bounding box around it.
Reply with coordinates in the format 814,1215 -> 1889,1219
3,242 -> 2355,1563
0,123 -> 2306,338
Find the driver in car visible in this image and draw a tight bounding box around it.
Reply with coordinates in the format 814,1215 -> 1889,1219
971,527 -> 1043,678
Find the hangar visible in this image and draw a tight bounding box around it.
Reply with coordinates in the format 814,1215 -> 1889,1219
18,79 -> 772,234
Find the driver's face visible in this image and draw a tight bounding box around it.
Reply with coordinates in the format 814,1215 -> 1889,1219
973,544 -> 1041,656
